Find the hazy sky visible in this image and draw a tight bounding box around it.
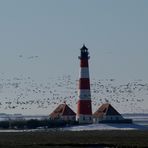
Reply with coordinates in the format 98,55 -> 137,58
0,0 -> 148,82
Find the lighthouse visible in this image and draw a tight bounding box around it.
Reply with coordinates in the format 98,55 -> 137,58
77,45 -> 93,124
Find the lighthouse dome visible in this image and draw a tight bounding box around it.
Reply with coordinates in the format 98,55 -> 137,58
79,44 -> 89,59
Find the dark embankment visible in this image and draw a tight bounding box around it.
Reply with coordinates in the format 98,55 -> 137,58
0,130 -> 148,147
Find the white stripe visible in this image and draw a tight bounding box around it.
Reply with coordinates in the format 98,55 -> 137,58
78,89 -> 91,100
79,67 -> 89,78
76,115 -> 93,123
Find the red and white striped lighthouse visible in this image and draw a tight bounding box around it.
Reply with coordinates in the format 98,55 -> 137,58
77,45 -> 93,124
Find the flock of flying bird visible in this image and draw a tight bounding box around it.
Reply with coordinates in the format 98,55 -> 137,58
0,73 -> 148,115
19,54 -> 39,59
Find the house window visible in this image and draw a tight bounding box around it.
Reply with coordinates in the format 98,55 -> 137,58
89,117 -> 91,121
83,117 -> 85,120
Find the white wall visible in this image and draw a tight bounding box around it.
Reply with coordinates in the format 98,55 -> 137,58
93,115 -> 123,123
62,115 -> 76,121
76,115 -> 93,124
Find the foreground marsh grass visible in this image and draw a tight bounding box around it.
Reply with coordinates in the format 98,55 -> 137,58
0,130 -> 148,147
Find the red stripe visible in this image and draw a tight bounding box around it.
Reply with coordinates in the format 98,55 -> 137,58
77,100 -> 92,115
80,59 -> 88,67
79,78 -> 90,89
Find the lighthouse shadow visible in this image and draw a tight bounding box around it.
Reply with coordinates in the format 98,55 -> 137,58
106,123 -> 148,130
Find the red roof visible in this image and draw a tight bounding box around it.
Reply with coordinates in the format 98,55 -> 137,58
50,103 -> 76,119
93,103 -> 121,118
